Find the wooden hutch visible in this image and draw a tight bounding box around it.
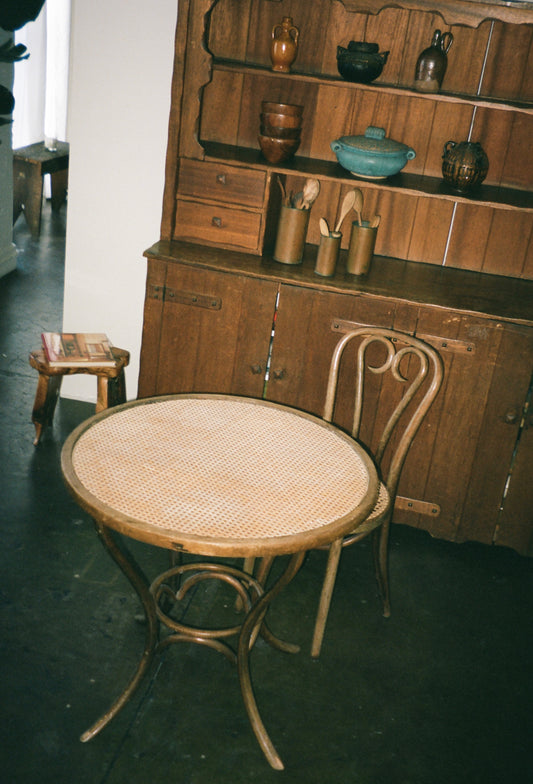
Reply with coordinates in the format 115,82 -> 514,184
138,0 -> 533,555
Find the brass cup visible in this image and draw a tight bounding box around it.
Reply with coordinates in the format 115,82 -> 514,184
273,205 -> 310,265
346,221 -> 378,276
315,231 -> 341,277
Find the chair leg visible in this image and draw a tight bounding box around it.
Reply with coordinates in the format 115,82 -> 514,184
373,519 -> 391,618
311,537 -> 343,658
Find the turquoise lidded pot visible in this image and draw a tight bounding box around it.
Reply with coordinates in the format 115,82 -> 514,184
331,126 -> 416,179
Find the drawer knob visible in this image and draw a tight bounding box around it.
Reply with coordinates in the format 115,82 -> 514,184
212,216 -> 222,228
504,409 -> 518,424
250,363 -> 263,375
216,173 -> 227,185
272,368 -> 286,380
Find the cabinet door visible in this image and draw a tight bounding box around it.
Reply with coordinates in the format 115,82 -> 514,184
267,286 -> 533,552
403,312 -> 533,553
396,308 -> 507,543
496,412 -> 533,556
473,325 -> 533,555
140,262 -> 278,398
265,283 -> 398,416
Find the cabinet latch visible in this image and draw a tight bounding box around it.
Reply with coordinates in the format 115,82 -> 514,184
148,284 -> 221,310
395,497 -> 441,516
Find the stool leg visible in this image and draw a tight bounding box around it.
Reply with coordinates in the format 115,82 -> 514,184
96,370 -> 126,413
50,169 -> 68,212
13,163 -> 25,225
17,161 -> 44,238
32,373 -> 63,445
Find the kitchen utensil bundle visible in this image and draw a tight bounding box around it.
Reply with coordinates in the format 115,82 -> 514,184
274,177 -> 320,264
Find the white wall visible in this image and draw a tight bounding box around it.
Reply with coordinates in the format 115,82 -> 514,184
62,0 -> 177,401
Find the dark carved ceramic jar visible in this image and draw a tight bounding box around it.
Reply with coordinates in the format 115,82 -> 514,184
442,140 -> 489,193
337,41 -> 389,84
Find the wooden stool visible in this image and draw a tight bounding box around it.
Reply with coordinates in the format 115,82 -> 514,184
29,347 -> 130,446
13,141 -> 70,237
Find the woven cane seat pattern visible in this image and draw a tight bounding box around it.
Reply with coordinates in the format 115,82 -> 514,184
71,397 -> 373,545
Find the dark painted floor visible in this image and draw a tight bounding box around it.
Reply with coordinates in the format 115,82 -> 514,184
1,206 -> 532,784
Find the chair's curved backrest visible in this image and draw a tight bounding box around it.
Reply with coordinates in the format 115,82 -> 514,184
323,328 -> 444,500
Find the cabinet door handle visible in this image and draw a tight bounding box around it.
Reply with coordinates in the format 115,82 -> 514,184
212,216 -> 222,228
272,369 -> 286,380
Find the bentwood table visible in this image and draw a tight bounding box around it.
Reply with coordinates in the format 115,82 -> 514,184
61,394 -> 378,769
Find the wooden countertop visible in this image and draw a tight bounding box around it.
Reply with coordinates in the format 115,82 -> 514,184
145,240 -> 533,328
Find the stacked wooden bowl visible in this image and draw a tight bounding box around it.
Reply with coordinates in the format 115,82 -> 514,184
259,102 -> 303,163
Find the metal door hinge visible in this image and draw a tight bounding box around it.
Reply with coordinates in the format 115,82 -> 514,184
331,319 -> 475,354
148,284 -> 221,310
395,497 -> 441,516
416,333 -> 475,355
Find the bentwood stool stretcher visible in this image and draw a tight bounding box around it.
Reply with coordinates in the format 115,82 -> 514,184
61,393 -> 379,770
29,347 -> 130,445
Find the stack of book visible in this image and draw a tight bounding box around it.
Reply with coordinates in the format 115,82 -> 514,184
41,332 -> 116,367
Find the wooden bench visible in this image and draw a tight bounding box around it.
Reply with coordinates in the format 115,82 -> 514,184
13,141 -> 69,237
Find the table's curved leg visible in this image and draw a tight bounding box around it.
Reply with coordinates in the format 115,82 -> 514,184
237,551 -> 305,771
157,633 -> 237,665
81,522 -> 159,742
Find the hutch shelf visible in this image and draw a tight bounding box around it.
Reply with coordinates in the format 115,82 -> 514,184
139,0 -> 533,555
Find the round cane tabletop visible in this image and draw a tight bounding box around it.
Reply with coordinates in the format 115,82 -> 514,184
61,394 -> 378,557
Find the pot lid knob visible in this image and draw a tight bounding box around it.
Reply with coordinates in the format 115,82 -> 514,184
365,126 -> 386,140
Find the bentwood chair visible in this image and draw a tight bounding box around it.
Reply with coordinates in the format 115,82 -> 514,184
311,327 -> 443,658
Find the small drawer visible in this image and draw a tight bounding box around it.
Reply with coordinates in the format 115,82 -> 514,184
177,160 -> 266,208
174,199 -> 263,251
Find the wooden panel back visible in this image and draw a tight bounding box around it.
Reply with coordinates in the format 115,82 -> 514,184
446,205 -> 533,278
208,0 -> 252,61
481,21 -> 533,101
201,71 -> 244,146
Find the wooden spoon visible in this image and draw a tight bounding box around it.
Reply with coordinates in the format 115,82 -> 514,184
334,189 -> 357,233
371,214 -> 381,228
302,178 -> 320,209
291,191 -> 304,208
277,175 -> 286,205
319,217 -> 330,236
352,188 -> 364,225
